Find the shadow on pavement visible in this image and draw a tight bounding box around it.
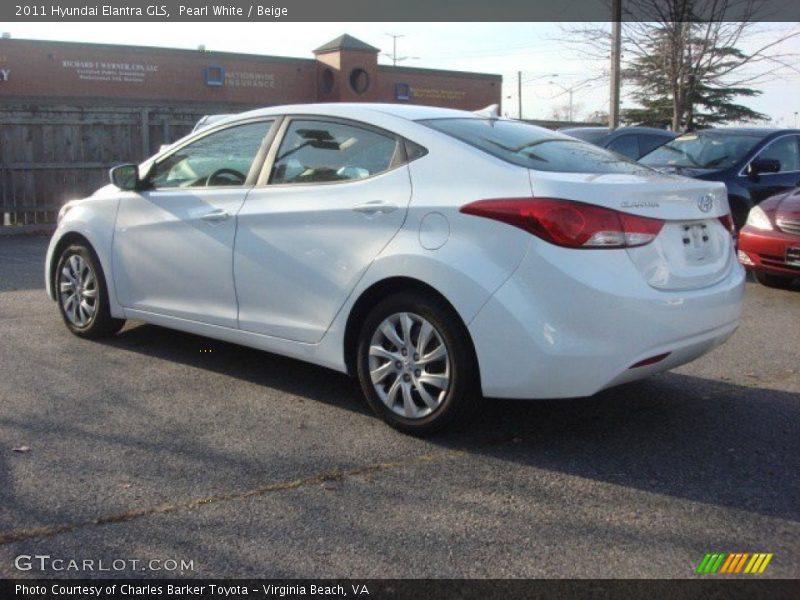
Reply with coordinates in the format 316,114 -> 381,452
95,322 -> 800,524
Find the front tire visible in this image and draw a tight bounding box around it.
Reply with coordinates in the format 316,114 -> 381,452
754,271 -> 796,290
356,291 -> 480,435
55,243 -> 125,338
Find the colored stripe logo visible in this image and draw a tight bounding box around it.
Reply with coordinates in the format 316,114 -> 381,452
696,553 -> 773,574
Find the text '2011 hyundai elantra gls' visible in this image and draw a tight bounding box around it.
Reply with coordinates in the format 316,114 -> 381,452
46,103 -> 745,434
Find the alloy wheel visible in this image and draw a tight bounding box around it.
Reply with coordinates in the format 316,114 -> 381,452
58,254 -> 98,328
368,312 -> 451,419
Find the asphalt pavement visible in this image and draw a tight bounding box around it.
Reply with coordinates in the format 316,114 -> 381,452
0,234 -> 798,578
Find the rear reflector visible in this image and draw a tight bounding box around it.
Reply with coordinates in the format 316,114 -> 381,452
629,353 -> 670,369
460,198 -> 664,249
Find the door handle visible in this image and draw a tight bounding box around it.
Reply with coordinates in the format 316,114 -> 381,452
352,200 -> 399,215
201,209 -> 230,222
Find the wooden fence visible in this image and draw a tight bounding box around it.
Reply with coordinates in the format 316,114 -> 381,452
0,102 -> 248,227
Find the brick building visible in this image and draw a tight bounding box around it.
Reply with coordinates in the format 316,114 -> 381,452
0,34 -> 501,111
0,34 -> 502,226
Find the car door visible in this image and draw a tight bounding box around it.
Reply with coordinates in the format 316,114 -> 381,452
742,134 -> 800,204
234,117 -> 412,343
113,119 -> 274,328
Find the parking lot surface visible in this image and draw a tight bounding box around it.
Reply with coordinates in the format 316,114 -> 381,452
0,234 -> 798,578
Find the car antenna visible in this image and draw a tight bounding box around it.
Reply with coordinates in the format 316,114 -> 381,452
474,104 -> 500,120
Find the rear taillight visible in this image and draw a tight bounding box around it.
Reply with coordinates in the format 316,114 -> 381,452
460,198 -> 664,249
718,213 -> 735,236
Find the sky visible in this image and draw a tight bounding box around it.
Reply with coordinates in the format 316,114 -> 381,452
5,21 -> 800,126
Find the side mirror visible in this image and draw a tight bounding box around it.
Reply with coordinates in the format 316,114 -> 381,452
109,164 -> 141,190
748,158 -> 781,177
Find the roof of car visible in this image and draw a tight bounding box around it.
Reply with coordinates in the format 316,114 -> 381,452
236,103 -> 488,122
560,126 -> 675,135
688,127 -> 800,136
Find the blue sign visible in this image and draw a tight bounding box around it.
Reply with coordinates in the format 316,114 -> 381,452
395,82 -> 410,101
204,65 -> 225,87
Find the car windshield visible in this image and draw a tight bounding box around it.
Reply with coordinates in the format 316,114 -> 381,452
640,132 -> 762,170
419,118 -> 651,174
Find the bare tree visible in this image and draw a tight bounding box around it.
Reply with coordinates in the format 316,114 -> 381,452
559,0 -> 800,130
551,102 -> 584,122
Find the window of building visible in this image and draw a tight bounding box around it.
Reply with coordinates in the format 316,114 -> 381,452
349,68 -> 370,94
321,68 -> 335,94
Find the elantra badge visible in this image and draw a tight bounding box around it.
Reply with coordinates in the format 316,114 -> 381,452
698,193 -> 714,213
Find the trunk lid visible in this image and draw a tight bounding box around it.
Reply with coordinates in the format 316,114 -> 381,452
528,170 -> 734,290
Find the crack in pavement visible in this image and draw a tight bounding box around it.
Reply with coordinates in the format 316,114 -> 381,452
0,449 -> 462,546
0,378 -> 778,547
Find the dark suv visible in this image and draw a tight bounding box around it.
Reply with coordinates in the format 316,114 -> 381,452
639,128 -> 800,229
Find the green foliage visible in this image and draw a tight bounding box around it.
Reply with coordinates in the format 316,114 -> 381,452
621,24 -> 767,130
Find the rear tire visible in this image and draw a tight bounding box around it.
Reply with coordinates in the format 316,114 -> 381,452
754,271 -> 796,290
356,291 -> 480,436
55,243 -> 125,338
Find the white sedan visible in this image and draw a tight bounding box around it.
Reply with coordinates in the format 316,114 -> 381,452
46,103 -> 745,434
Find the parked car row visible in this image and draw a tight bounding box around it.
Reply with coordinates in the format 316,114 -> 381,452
563,125 -> 800,289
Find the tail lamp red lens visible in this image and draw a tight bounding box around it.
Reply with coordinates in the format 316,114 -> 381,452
460,198 -> 664,249
718,213 -> 735,235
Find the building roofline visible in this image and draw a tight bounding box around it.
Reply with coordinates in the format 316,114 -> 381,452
313,34 -> 381,54
378,64 -> 502,81
0,37 -> 316,65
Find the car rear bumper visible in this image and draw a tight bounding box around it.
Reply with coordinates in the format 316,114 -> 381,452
737,225 -> 800,278
468,241 -> 745,399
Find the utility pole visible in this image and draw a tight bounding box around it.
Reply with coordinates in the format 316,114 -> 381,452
609,0 -> 622,130
518,71 -> 523,120
386,33 -> 404,66
549,80 -> 577,122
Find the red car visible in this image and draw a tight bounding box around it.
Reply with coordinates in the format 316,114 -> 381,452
738,186 -> 800,288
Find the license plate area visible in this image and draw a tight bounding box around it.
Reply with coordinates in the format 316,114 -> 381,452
787,247 -> 800,267
681,222 -> 712,264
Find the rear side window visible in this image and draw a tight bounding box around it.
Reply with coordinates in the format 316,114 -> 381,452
420,118 -> 651,174
607,135 -> 640,159
270,119 -> 400,184
639,134 -> 673,157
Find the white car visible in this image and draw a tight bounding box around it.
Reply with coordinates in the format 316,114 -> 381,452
46,103 -> 745,434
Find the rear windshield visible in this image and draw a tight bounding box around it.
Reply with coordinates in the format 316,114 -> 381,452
419,118 -> 651,174
640,132 -> 762,170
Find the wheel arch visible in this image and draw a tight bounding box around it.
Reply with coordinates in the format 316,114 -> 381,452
342,276 -> 480,381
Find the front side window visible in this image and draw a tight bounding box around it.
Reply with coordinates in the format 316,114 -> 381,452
149,121 -> 272,189
754,135 -> 800,172
270,120 -> 399,184
420,118 -> 651,174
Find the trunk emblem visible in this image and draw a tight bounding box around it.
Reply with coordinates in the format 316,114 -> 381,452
697,193 -> 714,213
